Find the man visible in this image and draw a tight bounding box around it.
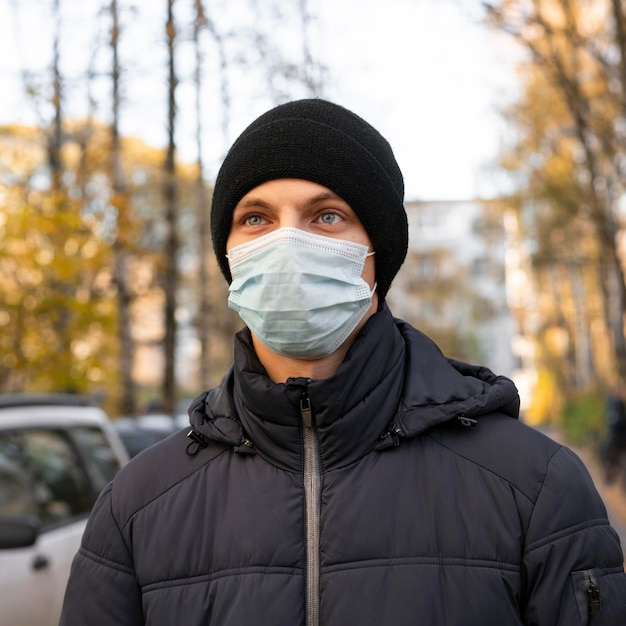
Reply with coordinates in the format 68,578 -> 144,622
60,99 -> 626,625
603,383 -> 626,484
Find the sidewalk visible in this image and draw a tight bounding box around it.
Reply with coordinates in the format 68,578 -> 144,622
542,427 -> 626,563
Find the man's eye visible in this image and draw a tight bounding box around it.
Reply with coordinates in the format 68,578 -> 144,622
319,212 -> 340,224
245,215 -> 264,226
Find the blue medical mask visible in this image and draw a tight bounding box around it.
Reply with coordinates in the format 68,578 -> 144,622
227,227 -> 375,359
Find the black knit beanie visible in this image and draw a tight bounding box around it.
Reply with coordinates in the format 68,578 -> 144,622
211,98 -> 408,300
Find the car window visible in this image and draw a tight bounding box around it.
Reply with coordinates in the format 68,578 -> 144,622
71,426 -> 121,492
0,433 -> 38,517
21,429 -> 93,527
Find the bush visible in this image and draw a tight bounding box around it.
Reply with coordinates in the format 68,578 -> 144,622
559,392 -> 605,446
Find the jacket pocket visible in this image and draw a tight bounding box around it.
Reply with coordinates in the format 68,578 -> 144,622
571,567 -> 626,625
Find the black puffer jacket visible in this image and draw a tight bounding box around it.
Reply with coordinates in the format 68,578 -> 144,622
60,306 -> 626,625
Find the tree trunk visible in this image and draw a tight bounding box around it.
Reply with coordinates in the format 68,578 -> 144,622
162,0 -> 179,415
110,0 -> 137,416
193,0 -> 211,389
49,0 -> 63,196
48,0 -> 74,391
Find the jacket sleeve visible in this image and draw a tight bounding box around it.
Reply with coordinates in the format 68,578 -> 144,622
59,483 -> 144,626
522,445 -> 626,625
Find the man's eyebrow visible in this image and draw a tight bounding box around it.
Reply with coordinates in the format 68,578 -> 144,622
304,191 -> 342,206
234,191 -> 343,211
234,197 -> 271,210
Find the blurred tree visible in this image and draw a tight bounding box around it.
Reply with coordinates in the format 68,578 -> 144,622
108,0 -> 137,416
162,0 -> 180,416
1,0 -> 326,414
0,124 -> 117,398
192,0 -> 212,388
484,0 -> 626,394
0,121 -> 206,412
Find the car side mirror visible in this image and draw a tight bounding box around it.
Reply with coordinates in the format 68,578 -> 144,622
0,515 -> 41,549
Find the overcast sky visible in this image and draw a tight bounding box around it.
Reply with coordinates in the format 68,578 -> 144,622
0,0 -> 519,201
316,0 -> 519,200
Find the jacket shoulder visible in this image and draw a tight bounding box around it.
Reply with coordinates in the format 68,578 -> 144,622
110,429 -> 229,526
428,415 -> 566,503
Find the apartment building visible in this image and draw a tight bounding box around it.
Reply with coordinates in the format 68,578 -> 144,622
387,199 -> 518,379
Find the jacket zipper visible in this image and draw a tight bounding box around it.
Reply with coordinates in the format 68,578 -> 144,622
584,570 -> 602,614
301,392 -> 321,626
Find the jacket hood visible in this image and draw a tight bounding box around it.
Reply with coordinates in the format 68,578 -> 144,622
392,318 -> 520,441
186,305 -> 520,463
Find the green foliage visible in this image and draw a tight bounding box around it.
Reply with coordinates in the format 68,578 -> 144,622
0,125 -> 158,405
559,392 -> 605,446
0,121 -> 229,416
0,159 -> 118,397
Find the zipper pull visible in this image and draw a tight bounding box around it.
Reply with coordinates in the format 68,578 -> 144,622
387,423 -> 401,447
185,428 -> 208,456
458,415 -> 477,428
375,423 -> 401,450
586,578 -> 602,614
300,394 -> 313,429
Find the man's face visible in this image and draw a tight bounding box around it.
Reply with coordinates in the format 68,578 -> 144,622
226,178 -> 376,293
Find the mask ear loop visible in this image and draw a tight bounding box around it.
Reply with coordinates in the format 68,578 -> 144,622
366,251 -> 376,296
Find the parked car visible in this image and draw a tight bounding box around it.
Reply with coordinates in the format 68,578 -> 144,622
0,394 -> 128,626
113,414 -> 182,458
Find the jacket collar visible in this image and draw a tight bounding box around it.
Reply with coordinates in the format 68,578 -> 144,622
188,305 -> 520,468
392,319 -> 520,441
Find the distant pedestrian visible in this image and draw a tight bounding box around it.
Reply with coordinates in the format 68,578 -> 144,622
60,98 -> 626,625
603,383 -> 626,484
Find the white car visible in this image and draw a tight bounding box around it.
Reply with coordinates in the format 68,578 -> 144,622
0,394 -> 129,626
